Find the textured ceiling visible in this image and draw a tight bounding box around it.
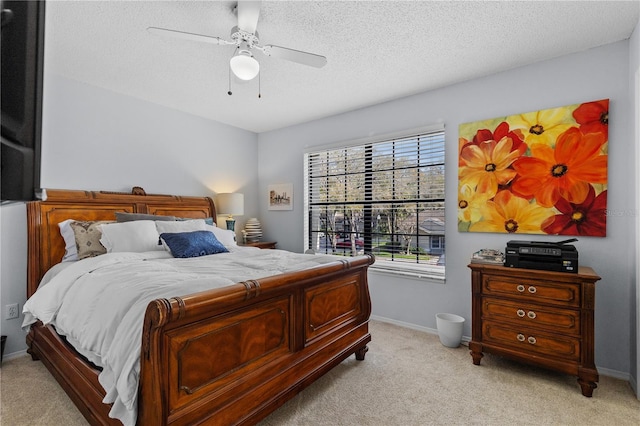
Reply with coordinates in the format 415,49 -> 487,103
44,1 -> 639,133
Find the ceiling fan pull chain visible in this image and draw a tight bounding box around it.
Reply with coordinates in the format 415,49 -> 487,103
258,72 -> 261,99
228,47 -> 239,96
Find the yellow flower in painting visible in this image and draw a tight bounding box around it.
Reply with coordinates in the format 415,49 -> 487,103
509,107 -> 573,147
469,190 -> 553,234
458,183 -> 491,223
459,136 -> 520,199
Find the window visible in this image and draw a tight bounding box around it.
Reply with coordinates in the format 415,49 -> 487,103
304,126 -> 445,278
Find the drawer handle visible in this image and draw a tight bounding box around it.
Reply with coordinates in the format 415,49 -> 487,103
528,286 -> 537,294
527,311 -> 537,319
517,333 -> 525,342
517,309 -> 525,317
528,336 -> 537,345
517,285 -> 525,292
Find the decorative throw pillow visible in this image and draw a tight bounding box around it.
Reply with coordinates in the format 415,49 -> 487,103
177,216 -> 216,226
100,220 -> 164,253
155,219 -> 207,234
115,212 -> 176,222
160,231 -> 228,258
69,220 -> 113,259
58,219 -> 79,262
205,224 -> 237,250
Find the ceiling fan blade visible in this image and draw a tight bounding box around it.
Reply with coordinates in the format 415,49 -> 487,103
261,45 -> 327,68
237,1 -> 261,34
147,27 -> 229,45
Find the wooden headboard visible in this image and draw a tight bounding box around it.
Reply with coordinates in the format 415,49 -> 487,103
27,187 -> 216,297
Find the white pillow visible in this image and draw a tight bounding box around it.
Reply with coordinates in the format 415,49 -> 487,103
155,219 -> 207,234
58,219 -> 79,262
205,224 -> 238,250
100,220 -> 163,253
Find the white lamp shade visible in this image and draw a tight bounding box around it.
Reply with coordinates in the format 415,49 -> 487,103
230,52 -> 260,80
217,193 -> 244,216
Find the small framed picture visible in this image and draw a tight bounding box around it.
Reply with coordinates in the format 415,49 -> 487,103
268,183 -> 293,210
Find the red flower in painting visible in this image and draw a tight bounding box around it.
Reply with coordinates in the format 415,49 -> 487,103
541,186 -> 607,236
572,99 -> 609,135
469,121 -> 528,156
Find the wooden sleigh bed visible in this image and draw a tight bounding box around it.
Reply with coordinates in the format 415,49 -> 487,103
25,187 -> 374,425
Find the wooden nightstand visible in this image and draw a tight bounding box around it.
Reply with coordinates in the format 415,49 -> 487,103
468,263 -> 600,397
243,241 -> 277,249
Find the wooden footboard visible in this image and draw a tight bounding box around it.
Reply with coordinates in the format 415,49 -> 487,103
139,254 -> 373,425
27,254 -> 373,426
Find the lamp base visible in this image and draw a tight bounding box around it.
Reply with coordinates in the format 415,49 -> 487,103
226,219 -> 236,231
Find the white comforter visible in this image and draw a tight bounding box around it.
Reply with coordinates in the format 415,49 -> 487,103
22,248 -> 340,426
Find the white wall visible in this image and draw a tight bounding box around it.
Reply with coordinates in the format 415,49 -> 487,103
41,74 -> 259,205
258,40 -> 636,376
0,73 -> 259,358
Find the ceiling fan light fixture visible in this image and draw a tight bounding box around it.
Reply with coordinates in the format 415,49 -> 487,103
230,50 -> 260,81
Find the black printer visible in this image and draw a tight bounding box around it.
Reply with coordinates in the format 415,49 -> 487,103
504,239 -> 578,273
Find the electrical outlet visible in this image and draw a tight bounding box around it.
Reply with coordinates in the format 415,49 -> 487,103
6,303 -> 19,320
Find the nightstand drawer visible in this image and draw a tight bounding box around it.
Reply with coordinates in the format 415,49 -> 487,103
482,297 -> 580,335
483,276 -> 580,307
483,321 -> 580,361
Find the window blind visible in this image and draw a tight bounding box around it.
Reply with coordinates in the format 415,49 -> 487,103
304,128 -> 446,276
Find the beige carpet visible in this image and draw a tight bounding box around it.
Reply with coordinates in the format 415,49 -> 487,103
1,321 -> 639,425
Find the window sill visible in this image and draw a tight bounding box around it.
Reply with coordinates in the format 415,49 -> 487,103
369,264 -> 445,283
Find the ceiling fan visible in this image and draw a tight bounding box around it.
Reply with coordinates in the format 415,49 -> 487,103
147,0 -> 327,83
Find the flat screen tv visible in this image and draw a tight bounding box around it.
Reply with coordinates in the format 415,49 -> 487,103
1,0 -> 44,202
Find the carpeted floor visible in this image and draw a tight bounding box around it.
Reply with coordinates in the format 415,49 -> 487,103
1,320 -> 639,425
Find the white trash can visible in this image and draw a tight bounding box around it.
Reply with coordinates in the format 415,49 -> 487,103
436,313 -> 465,348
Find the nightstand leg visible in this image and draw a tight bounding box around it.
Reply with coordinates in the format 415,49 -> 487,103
469,341 -> 483,365
577,367 -> 598,397
577,378 -> 597,397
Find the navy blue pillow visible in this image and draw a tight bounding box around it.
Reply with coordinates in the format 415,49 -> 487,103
160,231 -> 228,258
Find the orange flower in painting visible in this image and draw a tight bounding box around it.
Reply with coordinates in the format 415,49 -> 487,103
573,99 -> 609,135
512,127 -> 607,208
459,137 -> 520,199
459,137 -> 469,166
469,190 -> 553,234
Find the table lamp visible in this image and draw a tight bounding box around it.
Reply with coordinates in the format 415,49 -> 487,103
216,193 -> 244,231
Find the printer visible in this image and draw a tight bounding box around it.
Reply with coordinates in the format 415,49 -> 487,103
504,239 -> 578,273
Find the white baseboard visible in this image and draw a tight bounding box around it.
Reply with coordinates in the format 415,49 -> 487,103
598,366 -> 632,382
629,374 -> 638,399
2,349 -> 28,362
370,314 -> 629,381
370,314 -> 470,343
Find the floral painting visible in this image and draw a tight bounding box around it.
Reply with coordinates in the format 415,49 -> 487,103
458,99 -> 608,236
